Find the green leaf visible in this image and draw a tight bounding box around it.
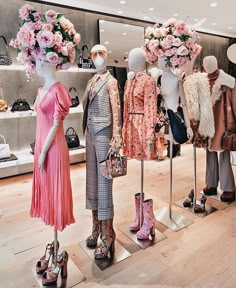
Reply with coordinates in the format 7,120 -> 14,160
41,15 -> 46,22
45,47 -> 54,53
56,13 -> 63,19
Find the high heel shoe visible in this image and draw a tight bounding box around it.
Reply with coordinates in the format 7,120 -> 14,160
194,194 -> 207,213
94,218 -> 116,259
42,250 -> 69,286
36,240 -> 59,274
183,189 -> 194,207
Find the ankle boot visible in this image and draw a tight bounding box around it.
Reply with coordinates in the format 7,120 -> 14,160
136,199 -> 156,240
95,218 -> 116,259
86,210 -> 101,248
129,192 -> 144,232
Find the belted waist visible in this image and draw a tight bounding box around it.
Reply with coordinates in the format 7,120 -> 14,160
128,111 -> 144,115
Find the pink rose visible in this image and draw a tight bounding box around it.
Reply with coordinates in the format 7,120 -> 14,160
42,23 -> 53,32
145,26 -> 155,38
166,35 -> 174,43
60,46 -> 68,56
173,38 -> 182,47
46,52 -> 60,64
68,28 -> 76,36
170,56 -> 180,67
165,49 -> 175,57
19,4 -> 33,20
179,57 -> 189,67
9,39 -> 20,49
191,44 -> 202,57
45,10 -> 57,23
17,28 -> 35,47
36,31 -> 54,48
154,28 -> 162,38
174,21 -> 186,36
73,33 -> 81,44
66,42 -> 74,53
35,49 -> 47,62
165,18 -> 177,27
185,38 -> 194,48
160,27 -> 169,37
54,32 -> 63,47
177,45 -> 189,56
148,39 -> 159,53
160,40 -> 172,50
33,12 -> 41,22
156,49 -> 165,57
60,17 -> 74,31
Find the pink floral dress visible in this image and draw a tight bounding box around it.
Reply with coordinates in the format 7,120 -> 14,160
30,82 -> 75,231
123,71 -> 157,160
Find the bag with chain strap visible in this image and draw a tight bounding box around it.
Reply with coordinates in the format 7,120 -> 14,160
11,86 -> 32,112
0,35 -> 12,66
69,87 -> 80,107
77,45 -> 94,69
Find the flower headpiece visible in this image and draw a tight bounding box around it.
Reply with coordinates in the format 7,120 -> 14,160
10,4 -> 81,79
143,18 -> 202,69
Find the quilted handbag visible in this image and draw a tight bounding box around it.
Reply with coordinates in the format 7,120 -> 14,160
0,86 -> 8,112
0,135 -> 11,159
167,106 -> 188,144
65,127 -> 80,148
69,87 -> 80,107
100,150 -> 127,180
0,35 -> 12,66
11,86 -> 32,112
77,45 -> 94,69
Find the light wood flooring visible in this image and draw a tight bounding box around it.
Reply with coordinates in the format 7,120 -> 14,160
1,144 -> 236,288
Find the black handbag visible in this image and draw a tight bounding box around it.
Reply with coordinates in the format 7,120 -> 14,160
77,45 -> 94,69
11,86 -> 32,112
167,106 -> 188,144
65,127 -> 80,148
69,87 -> 80,107
0,35 -> 12,66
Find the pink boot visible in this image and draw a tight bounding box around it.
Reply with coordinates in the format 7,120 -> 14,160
129,193 -> 144,232
136,199 -> 156,240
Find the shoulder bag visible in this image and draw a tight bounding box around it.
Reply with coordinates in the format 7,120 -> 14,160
0,35 -> 12,66
221,92 -> 236,151
65,127 -> 80,148
0,135 -> 11,159
0,86 -> 8,112
69,87 -> 80,107
77,45 -> 94,69
11,86 -> 32,112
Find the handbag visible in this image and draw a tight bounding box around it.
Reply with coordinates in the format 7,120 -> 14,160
11,86 -> 32,112
167,106 -> 189,144
0,35 -> 12,66
30,141 -> 35,154
77,45 -> 94,69
0,135 -> 11,159
65,127 -> 80,148
69,87 -> 80,107
0,86 -> 8,112
100,150 -> 127,180
221,92 -> 236,151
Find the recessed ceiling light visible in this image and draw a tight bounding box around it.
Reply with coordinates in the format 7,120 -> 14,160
100,20 -> 105,23
211,22 -> 217,25
125,24 -> 130,27
148,7 -> 154,11
228,26 -> 233,29
117,11 -> 123,14
210,2 -> 217,7
173,13 -> 179,17
143,16 -> 149,20
100,29 -> 104,32
194,18 -> 199,21
122,32 -> 127,35
125,52 -> 129,54
104,41 -> 109,45
109,50 -> 112,53
120,0 -> 126,3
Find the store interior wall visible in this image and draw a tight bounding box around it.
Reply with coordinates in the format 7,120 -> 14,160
0,0 -> 233,152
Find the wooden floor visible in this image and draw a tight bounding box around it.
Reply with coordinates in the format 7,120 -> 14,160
1,144 -> 236,288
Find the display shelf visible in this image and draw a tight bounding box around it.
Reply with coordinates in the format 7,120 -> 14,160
0,140 -> 86,178
0,105 -> 83,120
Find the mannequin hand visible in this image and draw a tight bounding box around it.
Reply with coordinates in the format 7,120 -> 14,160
111,146 -> 120,154
187,127 -> 193,142
147,140 -> 154,153
38,152 -> 46,172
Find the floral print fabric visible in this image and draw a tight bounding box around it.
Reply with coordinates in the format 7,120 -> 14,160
123,70 -> 157,160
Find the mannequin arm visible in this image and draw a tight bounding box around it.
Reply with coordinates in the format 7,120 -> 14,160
38,120 -> 60,172
179,80 -> 193,141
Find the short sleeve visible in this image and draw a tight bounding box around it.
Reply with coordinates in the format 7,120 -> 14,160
53,84 -> 72,120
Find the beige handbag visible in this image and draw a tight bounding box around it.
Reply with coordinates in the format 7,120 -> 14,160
0,86 -> 8,112
0,135 -> 10,159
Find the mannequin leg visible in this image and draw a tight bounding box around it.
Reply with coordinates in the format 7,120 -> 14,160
205,149 -> 219,191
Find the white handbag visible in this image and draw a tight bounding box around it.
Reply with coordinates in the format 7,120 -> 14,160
0,135 -> 10,159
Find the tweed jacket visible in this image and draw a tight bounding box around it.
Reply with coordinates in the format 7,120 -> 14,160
83,71 -> 123,148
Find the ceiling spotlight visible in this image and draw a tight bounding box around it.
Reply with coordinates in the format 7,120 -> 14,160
211,22 -> 217,25
117,11 -> 123,14
173,13 -> 179,17
228,26 -> 233,29
120,0 -> 126,3
104,41 -> 109,44
122,32 -> 127,35
100,29 -> 104,32
109,50 -> 112,53
124,57 -> 128,62
125,24 -> 130,27
148,7 -> 154,11
100,20 -> 105,23
210,2 -> 217,7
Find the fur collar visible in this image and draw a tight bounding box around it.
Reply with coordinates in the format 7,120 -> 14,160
211,69 -> 235,105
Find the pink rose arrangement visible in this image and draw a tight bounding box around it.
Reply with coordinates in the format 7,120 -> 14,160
143,18 -> 202,68
10,4 -> 81,79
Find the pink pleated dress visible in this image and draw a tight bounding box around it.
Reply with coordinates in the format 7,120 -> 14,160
30,82 -> 75,231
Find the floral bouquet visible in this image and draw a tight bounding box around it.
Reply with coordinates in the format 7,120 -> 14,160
10,4 -> 81,79
143,18 -> 202,68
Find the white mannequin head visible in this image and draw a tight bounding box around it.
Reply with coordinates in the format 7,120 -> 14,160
158,56 -> 170,71
128,48 -> 146,73
91,44 -> 107,73
203,56 -> 218,74
36,60 -> 57,78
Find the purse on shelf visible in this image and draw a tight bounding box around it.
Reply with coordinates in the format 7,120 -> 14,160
69,87 -> 80,107
167,106 -> 189,144
11,86 -> 32,112
0,86 -> 8,112
65,127 -> 80,148
0,35 -> 12,66
221,92 -> 236,151
0,135 -> 11,159
77,45 -> 94,69
100,150 -> 127,180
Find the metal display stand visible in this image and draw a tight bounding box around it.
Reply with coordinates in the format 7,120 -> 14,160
119,160 -> 167,249
175,146 -> 217,217
155,138 -> 194,231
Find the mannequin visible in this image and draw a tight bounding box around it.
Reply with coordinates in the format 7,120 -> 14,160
123,48 -> 157,240
30,59 -> 75,284
82,44 -> 122,258
202,55 -> 236,202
